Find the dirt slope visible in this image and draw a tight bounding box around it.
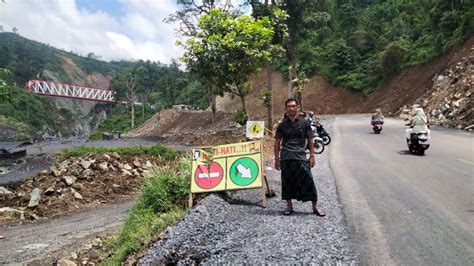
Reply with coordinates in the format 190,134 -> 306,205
216,69 -> 366,120
126,109 -> 245,145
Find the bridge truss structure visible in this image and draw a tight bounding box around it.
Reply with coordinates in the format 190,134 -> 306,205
25,80 -> 118,103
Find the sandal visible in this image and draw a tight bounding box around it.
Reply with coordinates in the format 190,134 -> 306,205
313,206 -> 326,217
283,208 -> 294,216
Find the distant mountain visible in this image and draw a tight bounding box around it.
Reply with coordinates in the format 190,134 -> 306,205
0,33 -> 139,141
0,32 -> 135,88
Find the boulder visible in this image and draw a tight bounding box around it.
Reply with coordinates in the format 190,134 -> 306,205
27,188 -> 43,208
0,186 -> 13,195
98,162 -> 108,171
58,258 -> 77,266
81,160 -> 92,170
63,176 -> 77,186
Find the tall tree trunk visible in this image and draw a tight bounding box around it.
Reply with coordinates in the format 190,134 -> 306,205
211,94 -> 217,124
265,63 -> 273,132
209,92 -> 217,124
130,92 -> 135,129
141,95 -> 145,121
300,94 -> 304,111
288,54 -> 296,98
240,94 -> 247,116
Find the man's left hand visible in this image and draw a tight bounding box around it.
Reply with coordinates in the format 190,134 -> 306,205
309,157 -> 315,168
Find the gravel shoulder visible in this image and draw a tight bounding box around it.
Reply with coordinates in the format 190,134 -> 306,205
139,119 -> 358,264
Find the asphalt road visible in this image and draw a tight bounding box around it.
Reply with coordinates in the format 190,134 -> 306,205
330,115 -> 473,265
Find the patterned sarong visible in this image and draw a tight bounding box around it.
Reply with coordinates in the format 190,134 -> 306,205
281,159 -> 318,202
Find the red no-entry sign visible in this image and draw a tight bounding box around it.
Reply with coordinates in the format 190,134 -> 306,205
194,162 -> 224,189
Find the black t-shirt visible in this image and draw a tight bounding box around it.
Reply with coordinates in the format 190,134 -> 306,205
275,116 -> 314,161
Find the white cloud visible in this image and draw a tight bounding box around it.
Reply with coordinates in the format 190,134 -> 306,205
124,13 -> 158,40
0,0 -> 183,64
106,31 -> 135,51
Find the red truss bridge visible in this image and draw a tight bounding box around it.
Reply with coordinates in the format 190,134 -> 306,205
25,80 -> 117,103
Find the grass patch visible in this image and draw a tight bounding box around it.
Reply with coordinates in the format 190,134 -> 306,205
100,157 -> 191,265
0,115 -> 33,141
58,144 -> 183,161
89,110 -> 155,141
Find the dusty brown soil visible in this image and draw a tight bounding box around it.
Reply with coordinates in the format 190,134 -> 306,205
126,109 -> 246,146
216,68 -> 367,120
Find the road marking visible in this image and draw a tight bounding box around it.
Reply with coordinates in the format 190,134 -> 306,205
457,159 -> 474,166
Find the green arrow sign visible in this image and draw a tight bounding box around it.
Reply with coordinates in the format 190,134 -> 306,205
229,157 -> 259,186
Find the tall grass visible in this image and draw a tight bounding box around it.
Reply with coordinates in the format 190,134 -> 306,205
59,144 -> 182,161
100,156 -> 191,265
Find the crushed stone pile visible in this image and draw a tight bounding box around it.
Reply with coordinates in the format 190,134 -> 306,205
0,153 -> 162,221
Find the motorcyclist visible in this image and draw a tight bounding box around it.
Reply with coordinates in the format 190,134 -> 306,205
405,107 -> 430,143
307,111 -> 315,125
371,108 -> 384,125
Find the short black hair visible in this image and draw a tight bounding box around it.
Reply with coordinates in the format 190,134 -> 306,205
285,98 -> 298,107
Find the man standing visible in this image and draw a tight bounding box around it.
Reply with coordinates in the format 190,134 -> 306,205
274,98 -> 325,216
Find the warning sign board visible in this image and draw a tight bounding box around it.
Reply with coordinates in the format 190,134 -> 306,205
191,141 -> 263,193
246,121 -> 264,139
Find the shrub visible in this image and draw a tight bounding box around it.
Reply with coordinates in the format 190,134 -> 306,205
233,107 -> 249,126
102,157 -> 191,264
381,43 -> 405,79
59,144 -> 183,160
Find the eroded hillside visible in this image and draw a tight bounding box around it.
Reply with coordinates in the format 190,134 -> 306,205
130,37 -> 473,144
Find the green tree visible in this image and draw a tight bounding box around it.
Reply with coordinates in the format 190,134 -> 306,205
381,43 -> 405,79
168,0 -> 240,123
135,63 -> 150,121
180,9 -> 276,117
248,0 -> 288,131
0,68 -> 12,103
291,69 -> 309,110
279,0 -> 318,97
112,67 -> 148,129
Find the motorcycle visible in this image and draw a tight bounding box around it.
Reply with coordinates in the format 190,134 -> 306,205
306,136 -> 325,154
314,121 -> 331,145
313,136 -> 325,154
309,124 -> 325,154
371,120 -> 383,134
407,132 -> 430,155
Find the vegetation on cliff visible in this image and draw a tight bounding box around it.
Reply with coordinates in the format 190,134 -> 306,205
285,0 -> 473,94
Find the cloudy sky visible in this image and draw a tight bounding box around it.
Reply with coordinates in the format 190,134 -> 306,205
0,0 -> 193,64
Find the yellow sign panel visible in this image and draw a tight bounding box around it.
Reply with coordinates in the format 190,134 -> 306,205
250,123 -> 262,136
191,141 -> 262,193
246,121 -> 264,139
